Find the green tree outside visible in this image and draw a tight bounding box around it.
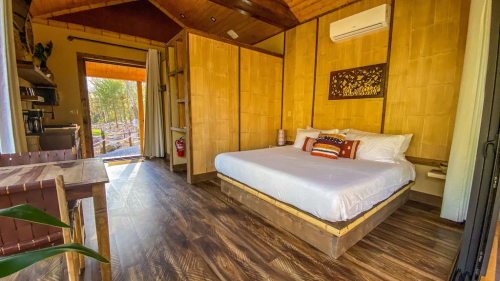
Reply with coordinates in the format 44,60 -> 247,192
87,78 -> 144,127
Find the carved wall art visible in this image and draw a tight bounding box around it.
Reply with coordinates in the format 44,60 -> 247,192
328,63 -> 386,100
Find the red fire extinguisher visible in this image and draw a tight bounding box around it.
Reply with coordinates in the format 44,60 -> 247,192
176,137 -> 185,157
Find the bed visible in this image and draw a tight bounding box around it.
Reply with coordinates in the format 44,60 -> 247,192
215,145 -> 416,258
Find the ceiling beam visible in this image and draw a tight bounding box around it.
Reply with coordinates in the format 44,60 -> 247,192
207,0 -> 299,29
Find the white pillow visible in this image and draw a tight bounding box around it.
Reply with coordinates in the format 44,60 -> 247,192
396,134 -> 413,160
346,132 -> 405,163
347,129 -> 380,135
348,129 -> 412,160
306,126 -> 346,134
293,129 -> 320,149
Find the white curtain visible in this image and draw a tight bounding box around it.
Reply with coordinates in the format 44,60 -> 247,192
0,0 -> 27,153
441,0 -> 492,222
143,49 -> 164,157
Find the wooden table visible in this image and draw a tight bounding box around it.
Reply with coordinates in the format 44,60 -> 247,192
0,158 -> 111,281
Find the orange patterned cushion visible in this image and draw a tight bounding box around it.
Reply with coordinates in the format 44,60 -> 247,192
302,137 -> 317,152
340,140 -> 361,159
311,133 -> 346,159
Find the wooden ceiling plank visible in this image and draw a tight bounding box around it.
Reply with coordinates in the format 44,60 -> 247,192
283,0 -> 357,22
189,0 -> 217,29
230,19 -> 266,43
148,0 -> 186,27
30,0 -> 128,18
34,0 -> 290,44
236,19 -> 281,44
208,9 -> 245,35
29,1 -> 43,16
206,0 -> 299,29
233,21 -> 263,43
165,0 -> 201,29
201,2 -> 237,33
207,8 -> 241,35
212,12 -> 253,41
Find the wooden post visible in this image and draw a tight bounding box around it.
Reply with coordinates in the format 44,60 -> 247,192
101,131 -> 106,155
137,81 -> 144,155
73,204 -> 85,272
55,176 -> 79,281
128,129 -> 133,147
92,183 -> 111,281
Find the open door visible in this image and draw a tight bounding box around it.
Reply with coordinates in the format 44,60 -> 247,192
451,0 -> 500,279
77,53 -> 147,159
85,61 -> 146,159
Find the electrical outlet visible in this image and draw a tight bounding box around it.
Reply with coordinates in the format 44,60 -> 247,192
68,109 -> 78,115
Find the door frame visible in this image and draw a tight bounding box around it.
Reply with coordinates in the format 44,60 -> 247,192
451,0 -> 500,279
76,53 -> 146,158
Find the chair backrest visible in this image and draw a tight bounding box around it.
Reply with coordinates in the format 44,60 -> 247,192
0,148 -> 77,167
0,176 -> 68,256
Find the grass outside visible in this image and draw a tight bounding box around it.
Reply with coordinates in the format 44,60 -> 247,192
92,129 -> 108,137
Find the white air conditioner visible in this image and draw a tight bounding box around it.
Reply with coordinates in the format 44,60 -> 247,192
330,4 -> 391,42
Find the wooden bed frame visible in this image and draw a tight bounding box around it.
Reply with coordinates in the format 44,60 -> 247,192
218,173 -> 414,258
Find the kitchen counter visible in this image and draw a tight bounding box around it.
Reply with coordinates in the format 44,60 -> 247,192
27,125 -> 80,136
28,126 -> 81,157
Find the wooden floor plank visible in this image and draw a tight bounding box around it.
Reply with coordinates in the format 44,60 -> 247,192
0,158 -> 464,281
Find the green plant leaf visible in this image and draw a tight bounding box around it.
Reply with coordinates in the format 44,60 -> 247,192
44,41 -> 53,57
34,43 -> 44,56
0,243 -> 109,278
0,205 -> 69,228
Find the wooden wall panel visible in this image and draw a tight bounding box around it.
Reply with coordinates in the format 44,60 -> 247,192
240,48 -> 283,150
282,20 -> 317,142
384,0 -> 470,160
189,34 -> 239,175
312,0 -> 390,133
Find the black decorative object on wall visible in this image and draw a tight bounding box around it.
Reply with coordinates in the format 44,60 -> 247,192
328,63 -> 386,100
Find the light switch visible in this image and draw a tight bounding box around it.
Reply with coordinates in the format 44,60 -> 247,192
288,111 -> 292,117
68,109 -> 78,115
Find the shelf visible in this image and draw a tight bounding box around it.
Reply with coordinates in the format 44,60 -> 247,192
21,95 -> 44,102
17,61 -> 56,87
177,98 -> 185,103
171,127 -> 186,133
428,169 -> 446,180
169,68 -> 184,76
34,101 -> 59,106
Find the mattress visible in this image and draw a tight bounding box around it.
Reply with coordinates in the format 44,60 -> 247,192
215,146 -> 416,222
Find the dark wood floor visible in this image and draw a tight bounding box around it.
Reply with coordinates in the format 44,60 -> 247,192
3,158 -> 464,281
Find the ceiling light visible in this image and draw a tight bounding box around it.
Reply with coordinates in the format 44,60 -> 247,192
227,30 -> 238,39
211,17 -> 216,22
180,14 -> 185,18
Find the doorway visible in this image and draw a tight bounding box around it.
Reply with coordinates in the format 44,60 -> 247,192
77,53 -> 146,159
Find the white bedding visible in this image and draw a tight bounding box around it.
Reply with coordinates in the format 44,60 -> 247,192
215,146 -> 416,222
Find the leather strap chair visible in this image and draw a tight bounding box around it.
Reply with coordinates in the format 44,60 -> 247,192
0,149 -> 86,274
0,176 -> 80,281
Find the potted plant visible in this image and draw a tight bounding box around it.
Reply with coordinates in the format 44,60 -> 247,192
0,204 -> 109,278
33,41 -> 53,77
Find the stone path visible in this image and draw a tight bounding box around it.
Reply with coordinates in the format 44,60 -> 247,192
96,145 -> 140,158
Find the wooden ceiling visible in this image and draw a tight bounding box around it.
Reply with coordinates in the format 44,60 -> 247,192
282,0 -> 359,22
30,0 -> 131,18
30,0 -> 361,45
85,61 -> 146,82
51,1 -> 182,43
152,0 -> 284,44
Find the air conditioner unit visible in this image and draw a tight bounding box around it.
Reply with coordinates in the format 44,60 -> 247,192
330,4 -> 391,42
